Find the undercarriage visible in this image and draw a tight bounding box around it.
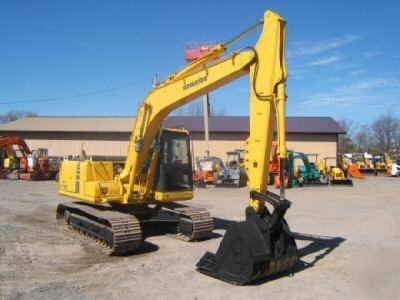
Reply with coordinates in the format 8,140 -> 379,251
57,202 -> 213,255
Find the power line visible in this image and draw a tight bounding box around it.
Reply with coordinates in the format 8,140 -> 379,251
0,77 -> 152,105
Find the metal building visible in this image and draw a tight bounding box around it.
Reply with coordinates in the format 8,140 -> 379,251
0,116 -> 345,160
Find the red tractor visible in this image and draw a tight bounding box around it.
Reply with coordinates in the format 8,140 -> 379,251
19,148 -> 59,180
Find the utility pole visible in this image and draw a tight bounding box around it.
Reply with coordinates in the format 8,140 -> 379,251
184,41 -> 214,158
203,94 -> 210,158
152,74 -> 158,88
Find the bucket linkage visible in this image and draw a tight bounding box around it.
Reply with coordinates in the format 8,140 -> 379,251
196,191 -> 298,285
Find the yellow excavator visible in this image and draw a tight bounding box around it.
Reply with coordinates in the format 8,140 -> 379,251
57,10 -> 297,285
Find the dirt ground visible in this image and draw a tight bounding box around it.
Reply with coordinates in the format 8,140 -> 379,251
0,177 -> 399,299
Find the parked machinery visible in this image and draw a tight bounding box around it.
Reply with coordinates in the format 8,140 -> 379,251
338,154 -> 365,179
193,156 -> 224,187
268,141 -> 289,188
372,153 -> 392,176
56,10 -> 297,285
213,150 -> 247,187
389,155 -> 400,177
268,142 -> 279,182
270,150 -> 325,188
285,150 -> 299,188
318,157 -> 353,186
0,136 -> 31,179
20,148 -> 60,180
353,152 -> 376,176
276,151 -> 326,188
294,152 -> 327,186
0,136 -> 60,181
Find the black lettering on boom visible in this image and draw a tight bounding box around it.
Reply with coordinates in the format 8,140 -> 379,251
183,76 -> 208,90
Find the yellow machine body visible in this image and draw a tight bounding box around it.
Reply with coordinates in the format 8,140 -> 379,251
319,157 -> 353,186
329,167 -> 346,180
384,153 -> 393,165
59,161 -> 120,203
4,158 -> 11,169
2,148 -> 16,169
374,153 -> 392,169
58,10 -> 288,212
59,129 -> 193,204
373,153 -> 393,175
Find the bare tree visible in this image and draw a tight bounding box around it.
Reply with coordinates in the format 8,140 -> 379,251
0,111 -> 37,124
337,119 -> 356,154
354,124 -> 375,153
210,105 -> 226,116
396,129 -> 400,153
186,99 -> 204,116
371,111 -> 399,153
174,98 -> 226,116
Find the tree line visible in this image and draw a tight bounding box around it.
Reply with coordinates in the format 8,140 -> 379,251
338,111 -> 400,155
174,98 -> 226,116
0,111 -> 37,124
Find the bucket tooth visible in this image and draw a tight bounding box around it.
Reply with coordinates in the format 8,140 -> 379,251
197,192 -> 298,285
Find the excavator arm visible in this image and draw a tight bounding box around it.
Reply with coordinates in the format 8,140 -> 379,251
124,11 -> 297,284
0,136 -> 31,157
120,10 -> 288,210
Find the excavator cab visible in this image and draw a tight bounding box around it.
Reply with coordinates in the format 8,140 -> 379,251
155,129 -> 193,194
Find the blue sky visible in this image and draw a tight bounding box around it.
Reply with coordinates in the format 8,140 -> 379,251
1,0 -> 399,123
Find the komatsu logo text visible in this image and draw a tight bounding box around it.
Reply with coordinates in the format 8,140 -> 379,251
183,76 -> 208,90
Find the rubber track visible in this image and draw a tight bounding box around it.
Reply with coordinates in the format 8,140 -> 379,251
57,202 -> 142,255
165,205 -> 213,241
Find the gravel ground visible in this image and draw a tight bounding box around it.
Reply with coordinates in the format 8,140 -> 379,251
0,177 -> 399,299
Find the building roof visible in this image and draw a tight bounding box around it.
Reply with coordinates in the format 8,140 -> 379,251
165,116 -> 345,134
0,116 -> 345,134
0,116 -> 134,133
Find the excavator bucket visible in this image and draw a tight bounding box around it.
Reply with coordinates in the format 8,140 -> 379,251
347,165 -> 365,179
197,192 -> 298,285
330,179 -> 353,186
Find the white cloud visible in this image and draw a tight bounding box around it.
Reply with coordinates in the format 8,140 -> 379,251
349,70 -> 366,76
287,34 -> 362,58
285,33 -> 398,121
298,77 -> 400,109
346,78 -> 386,90
362,51 -> 381,59
308,55 -> 341,66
